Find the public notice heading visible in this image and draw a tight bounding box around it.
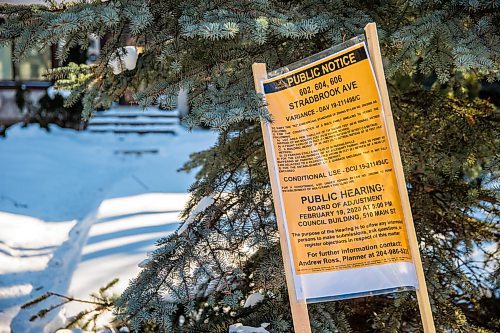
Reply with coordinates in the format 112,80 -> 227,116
261,41 -> 418,302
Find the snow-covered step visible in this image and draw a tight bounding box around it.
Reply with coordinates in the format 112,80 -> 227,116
113,149 -> 159,156
92,109 -> 179,118
86,124 -> 176,131
88,116 -> 177,125
91,113 -> 179,118
87,106 -> 180,134
89,123 -> 176,128
87,127 -> 176,135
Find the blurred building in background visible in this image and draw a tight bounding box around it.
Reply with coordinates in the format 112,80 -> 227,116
0,21 -> 101,132
0,0 -> 97,129
0,41 -> 55,125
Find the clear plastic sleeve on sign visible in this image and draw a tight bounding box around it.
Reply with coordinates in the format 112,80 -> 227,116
268,35 -> 366,79
260,37 -> 418,303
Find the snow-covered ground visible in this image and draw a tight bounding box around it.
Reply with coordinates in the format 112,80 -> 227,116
0,122 -> 218,332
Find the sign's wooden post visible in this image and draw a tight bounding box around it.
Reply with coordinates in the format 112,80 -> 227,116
252,63 -> 312,333
364,22 -> 436,333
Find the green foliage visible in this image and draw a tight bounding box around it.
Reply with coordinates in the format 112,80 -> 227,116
1,1 -> 497,126
2,1 -> 498,332
389,86 -> 499,332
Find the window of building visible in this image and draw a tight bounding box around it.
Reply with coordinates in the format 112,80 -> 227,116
17,47 -> 52,80
0,43 -> 52,82
0,43 -> 13,80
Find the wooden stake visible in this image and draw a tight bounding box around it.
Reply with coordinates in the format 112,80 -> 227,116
364,22 -> 436,333
252,63 -> 312,333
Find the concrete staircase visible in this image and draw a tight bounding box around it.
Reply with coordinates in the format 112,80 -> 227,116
87,106 -> 180,135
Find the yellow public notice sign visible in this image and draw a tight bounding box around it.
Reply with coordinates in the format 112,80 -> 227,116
261,41 -> 418,301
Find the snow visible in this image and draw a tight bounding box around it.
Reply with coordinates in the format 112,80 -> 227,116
0,121 -> 217,332
87,124 -> 177,132
108,46 -> 138,75
47,87 -> 71,100
177,195 -> 215,235
243,292 -> 264,308
88,116 -> 177,124
228,323 -> 270,333
92,107 -> 179,117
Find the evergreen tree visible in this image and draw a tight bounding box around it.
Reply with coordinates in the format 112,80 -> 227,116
1,1 -> 498,332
